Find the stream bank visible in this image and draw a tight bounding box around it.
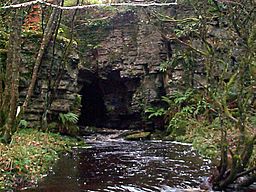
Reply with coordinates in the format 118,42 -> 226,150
0,129 -> 84,191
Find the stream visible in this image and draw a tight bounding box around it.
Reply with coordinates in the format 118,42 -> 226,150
24,130 -> 213,192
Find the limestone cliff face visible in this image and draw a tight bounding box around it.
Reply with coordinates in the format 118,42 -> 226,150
75,8 -> 176,129
20,6 -> 189,130
19,33 -> 80,128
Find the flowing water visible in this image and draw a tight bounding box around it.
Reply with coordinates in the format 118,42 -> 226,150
24,131 -> 213,192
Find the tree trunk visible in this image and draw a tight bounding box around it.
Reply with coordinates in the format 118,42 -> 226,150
22,7 -> 60,110
1,7 -> 23,143
0,76 -> 2,122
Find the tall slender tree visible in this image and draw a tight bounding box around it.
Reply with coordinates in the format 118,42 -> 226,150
0,1 -> 24,143
22,0 -> 61,110
0,0 -> 62,142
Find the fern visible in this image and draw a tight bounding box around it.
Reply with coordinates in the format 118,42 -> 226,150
170,89 -> 193,104
145,107 -> 166,119
18,120 -> 28,129
59,112 -> 79,125
58,112 -> 79,135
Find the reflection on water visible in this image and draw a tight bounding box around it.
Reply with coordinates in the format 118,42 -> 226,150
24,134 -> 213,192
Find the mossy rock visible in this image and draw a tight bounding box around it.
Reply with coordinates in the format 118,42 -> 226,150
150,130 -> 168,140
22,30 -> 77,46
125,131 -> 151,141
163,134 -> 175,141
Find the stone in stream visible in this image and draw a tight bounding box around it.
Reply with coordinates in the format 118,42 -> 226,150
124,131 -> 151,140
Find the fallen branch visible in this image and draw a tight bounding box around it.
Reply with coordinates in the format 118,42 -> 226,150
1,0 -> 177,10
239,173 -> 256,188
235,167 -> 256,180
167,37 -> 208,56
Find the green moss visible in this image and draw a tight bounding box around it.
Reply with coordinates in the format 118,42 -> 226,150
0,31 -> 9,40
108,51 -> 121,62
0,129 -> 85,190
0,40 -> 7,49
64,0 -> 103,6
47,122 -> 59,133
21,31 -> 77,46
64,0 -> 76,6
169,119 -> 220,158
0,49 -> 7,54
22,30 -> 43,38
0,30 -> 8,49
75,17 -> 112,59
125,132 -> 151,141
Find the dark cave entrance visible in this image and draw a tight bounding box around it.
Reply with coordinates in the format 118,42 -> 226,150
78,71 -> 107,127
78,69 -> 142,129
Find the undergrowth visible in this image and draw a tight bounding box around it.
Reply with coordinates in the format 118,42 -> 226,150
145,89 -> 256,165
168,117 -> 256,169
0,129 -> 84,191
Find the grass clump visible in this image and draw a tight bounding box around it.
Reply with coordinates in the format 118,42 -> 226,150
0,129 -> 84,190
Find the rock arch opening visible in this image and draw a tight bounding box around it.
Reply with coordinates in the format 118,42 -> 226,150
78,69 -> 142,129
78,71 -> 107,128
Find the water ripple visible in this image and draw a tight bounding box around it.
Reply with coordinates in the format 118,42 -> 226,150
23,132 -> 213,192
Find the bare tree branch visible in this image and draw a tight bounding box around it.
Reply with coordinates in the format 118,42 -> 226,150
167,36 -> 208,56
1,0 -> 177,10
0,0 -> 39,9
236,167 -> 256,180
